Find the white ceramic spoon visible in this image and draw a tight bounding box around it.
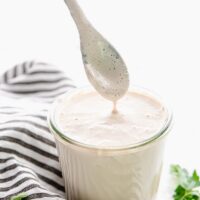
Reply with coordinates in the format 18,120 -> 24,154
64,0 -> 129,103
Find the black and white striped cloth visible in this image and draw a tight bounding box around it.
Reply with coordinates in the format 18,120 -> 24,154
0,61 -> 76,200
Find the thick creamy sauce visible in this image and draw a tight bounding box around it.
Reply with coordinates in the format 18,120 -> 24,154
55,89 -> 168,148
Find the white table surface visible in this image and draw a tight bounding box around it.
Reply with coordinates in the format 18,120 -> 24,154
1,0 -> 200,199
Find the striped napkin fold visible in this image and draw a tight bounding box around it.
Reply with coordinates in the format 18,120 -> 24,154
0,61 -> 76,200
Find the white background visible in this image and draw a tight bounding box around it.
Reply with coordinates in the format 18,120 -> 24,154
1,0 -> 200,198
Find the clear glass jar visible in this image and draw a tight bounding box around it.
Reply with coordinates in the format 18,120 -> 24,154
48,87 -> 173,200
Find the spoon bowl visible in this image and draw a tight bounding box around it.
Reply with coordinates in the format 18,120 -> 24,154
64,0 -> 129,102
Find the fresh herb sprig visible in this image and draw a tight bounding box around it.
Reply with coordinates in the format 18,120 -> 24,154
11,193 -> 28,200
171,165 -> 200,200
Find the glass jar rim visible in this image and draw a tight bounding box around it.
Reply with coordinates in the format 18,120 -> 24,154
48,86 -> 173,152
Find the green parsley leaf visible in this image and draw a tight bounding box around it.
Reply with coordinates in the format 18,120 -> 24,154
11,193 -> 28,200
171,165 -> 200,200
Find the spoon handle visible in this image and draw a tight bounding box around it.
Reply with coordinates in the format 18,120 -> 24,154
63,0 -> 90,31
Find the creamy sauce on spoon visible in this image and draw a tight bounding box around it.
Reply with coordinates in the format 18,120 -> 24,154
64,0 -> 129,107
